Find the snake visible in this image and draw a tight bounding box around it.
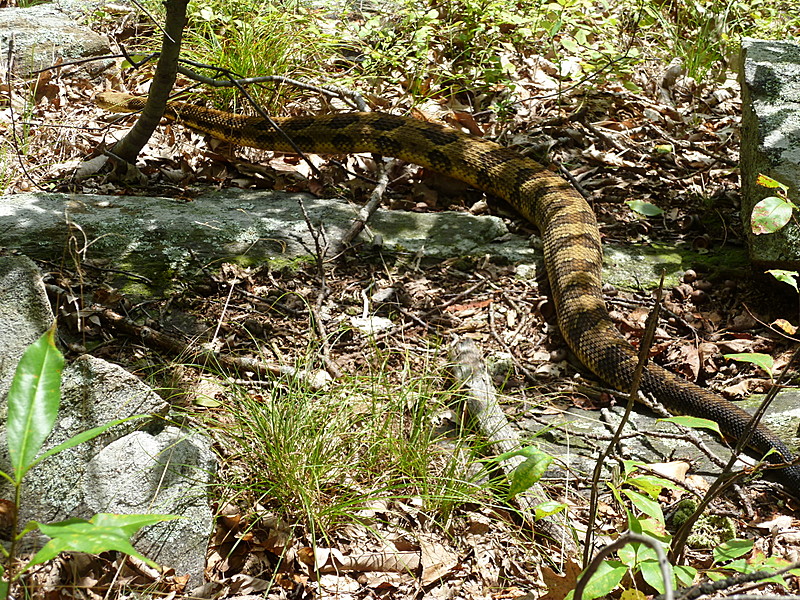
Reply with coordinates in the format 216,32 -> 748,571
97,91 -> 800,496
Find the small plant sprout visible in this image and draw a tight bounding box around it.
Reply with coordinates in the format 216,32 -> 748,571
751,174 -> 797,235
1,327 -> 178,596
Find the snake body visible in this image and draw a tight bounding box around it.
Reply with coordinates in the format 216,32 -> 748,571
98,92 -> 800,495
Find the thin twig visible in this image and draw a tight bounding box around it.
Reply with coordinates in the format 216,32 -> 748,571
5,34 -> 43,192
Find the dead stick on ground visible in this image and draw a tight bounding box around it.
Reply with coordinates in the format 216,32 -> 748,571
332,157 -> 395,256
98,307 -> 331,389
448,337 -> 576,553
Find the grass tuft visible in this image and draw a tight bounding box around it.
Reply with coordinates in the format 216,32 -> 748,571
211,349 -> 493,542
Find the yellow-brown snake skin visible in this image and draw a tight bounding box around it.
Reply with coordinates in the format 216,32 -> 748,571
97,92 -> 800,495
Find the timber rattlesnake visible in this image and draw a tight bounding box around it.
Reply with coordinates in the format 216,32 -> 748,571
97,91 -> 800,496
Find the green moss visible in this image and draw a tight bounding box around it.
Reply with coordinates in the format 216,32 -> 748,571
603,242 -> 749,290
672,499 -> 737,549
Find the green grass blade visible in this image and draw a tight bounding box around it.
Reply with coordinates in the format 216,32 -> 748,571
6,326 -> 64,482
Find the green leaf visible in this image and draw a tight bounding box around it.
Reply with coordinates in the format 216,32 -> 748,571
724,353 -> 774,378
621,460 -> 645,478
713,538 -> 753,565
27,513 -> 180,570
674,564 -> 697,587
751,196 -> 794,234
635,517 -> 671,542
626,200 -> 664,217
566,560 -> 627,600
622,489 -> 664,523
639,559 -> 667,594
627,475 -> 682,497
766,269 -> 799,292
725,558 -> 750,573
90,513 -> 181,537
658,415 -> 722,437
120,54 -> 150,70
508,449 -> 553,498
6,326 -> 64,482
533,500 -> 568,520
495,445 -> 548,462
706,571 -> 726,581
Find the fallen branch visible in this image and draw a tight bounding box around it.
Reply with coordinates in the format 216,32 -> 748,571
448,337 -> 576,553
97,306 -> 331,389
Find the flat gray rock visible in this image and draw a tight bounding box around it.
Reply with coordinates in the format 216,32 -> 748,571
85,427 -> 216,587
1,190 -> 738,295
525,388 -> 800,489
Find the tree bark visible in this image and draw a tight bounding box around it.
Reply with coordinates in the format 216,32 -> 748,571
111,0 -> 189,163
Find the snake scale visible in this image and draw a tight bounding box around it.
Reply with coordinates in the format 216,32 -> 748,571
98,91 -> 800,496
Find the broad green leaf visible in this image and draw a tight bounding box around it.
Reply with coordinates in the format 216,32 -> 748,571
534,500 -> 568,520
622,489 -> 664,522
756,173 -> 789,192
659,415 -> 721,437
674,564 -> 697,587
508,449 -> 553,498
751,196 -> 794,234
706,571 -> 726,581
713,538 -> 753,565
565,560 -> 627,600
6,327 -> 64,482
495,445 -> 548,462
635,517 -> 670,542
766,269 -> 799,292
639,559 -> 667,594
28,528 -> 149,569
28,513 -> 179,570
724,353 -> 774,378
120,54 -> 149,70
89,513 -> 181,537
627,200 -> 664,217
616,538 -> 638,566
561,37 -> 578,52
627,475 -> 682,497
725,558 -> 750,573
621,460 -> 645,478
741,552 -> 792,586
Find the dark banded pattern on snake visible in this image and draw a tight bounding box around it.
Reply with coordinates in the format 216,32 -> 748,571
97,92 -> 800,496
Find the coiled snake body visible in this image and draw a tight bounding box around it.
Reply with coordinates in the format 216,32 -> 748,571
98,92 -> 800,495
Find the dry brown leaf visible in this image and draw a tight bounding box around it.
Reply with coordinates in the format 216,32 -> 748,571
717,338 -> 756,354
648,461 -> 691,482
540,558 -> 582,600
772,318 -> 797,336
723,379 -> 750,398
419,536 -> 458,586
300,546 -> 421,574
448,110 -> 484,136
